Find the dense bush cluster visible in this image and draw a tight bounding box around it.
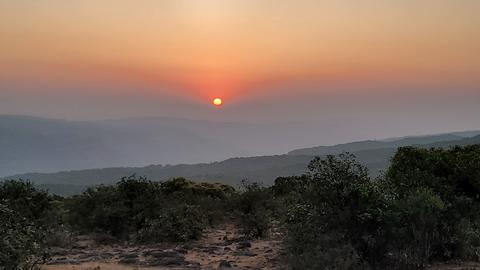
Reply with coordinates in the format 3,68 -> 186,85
233,180 -> 277,238
65,176 -> 235,243
280,145 -> 480,269
0,181 -> 53,270
2,144 -> 480,270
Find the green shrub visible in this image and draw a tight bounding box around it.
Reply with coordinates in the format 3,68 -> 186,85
161,178 -> 235,226
64,176 -> 233,243
454,219 -> 480,261
385,145 -> 480,262
280,145 -> 480,269
0,203 -> 48,270
383,188 -> 445,268
66,185 -> 127,237
137,204 -> 208,243
234,180 -> 276,238
0,180 -> 54,269
0,180 -> 51,221
282,153 -> 384,269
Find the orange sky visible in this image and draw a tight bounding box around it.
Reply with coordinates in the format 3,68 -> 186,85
1,0 -> 479,101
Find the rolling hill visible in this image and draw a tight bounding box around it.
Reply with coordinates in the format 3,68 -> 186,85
0,115 -> 335,177
5,132 -> 480,195
287,132 -> 478,156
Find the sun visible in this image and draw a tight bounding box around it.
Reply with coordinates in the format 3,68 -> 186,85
212,98 -> 223,106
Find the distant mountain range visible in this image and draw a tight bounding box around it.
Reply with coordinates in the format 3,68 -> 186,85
0,115 -> 338,177
2,118 -> 479,195
287,131 -> 478,156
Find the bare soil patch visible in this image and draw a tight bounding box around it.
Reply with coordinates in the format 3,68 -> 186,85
42,223 -> 285,270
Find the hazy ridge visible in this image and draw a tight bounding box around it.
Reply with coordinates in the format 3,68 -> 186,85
0,115 -> 332,177
3,117 -> 479,195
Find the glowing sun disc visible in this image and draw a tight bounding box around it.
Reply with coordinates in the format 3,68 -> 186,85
213,98 -> 223,106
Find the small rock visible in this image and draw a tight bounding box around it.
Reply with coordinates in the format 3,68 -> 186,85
233,250 -> 257,257
119,253 -> 138,259
143,249 -> 187,266
118,257 -> 139,265
145,256 -> 186,266
236,241 -> 252,249
218,260 -> 232,268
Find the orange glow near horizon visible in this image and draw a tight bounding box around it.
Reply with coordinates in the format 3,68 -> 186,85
1,0 -> 479,101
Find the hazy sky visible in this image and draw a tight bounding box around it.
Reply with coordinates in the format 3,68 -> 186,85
0,0 -> 479,138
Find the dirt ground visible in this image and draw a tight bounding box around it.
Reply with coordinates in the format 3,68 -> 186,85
41,224 -> 285,270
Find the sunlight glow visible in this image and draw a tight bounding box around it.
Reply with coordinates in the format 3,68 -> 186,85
213,98 -> 223,106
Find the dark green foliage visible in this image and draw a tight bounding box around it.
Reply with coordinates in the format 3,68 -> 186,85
160,177 -> 235,226
67,184 -> 129,236
0,180 -> 51,221
0,204 -> 48,270
234,180 -> 276,238
65,176 -> 233,242
281,145 -> 480,270
382,188 -> 446,268
384,145 -> 480,263
137,204 -> 207,243
282,153 -> 384,270
0,181 -> 52,270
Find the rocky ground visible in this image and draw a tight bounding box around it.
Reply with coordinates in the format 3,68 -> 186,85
42,224 -> 286,270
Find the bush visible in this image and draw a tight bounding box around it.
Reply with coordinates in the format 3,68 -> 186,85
64,176 -> 233,243
234,180 -> 276,238
0,203 -> 48,270
66,185 -> 127,237
0,180 -> 54,269
385,145 -> 480,262
454,219 -> 480,261
161,178 -> 235,226
280,146 -> 480,269
382,188 -> 445,268
0,180 -> 51,221
137,204 -> 208,243
282,153 -> 384,269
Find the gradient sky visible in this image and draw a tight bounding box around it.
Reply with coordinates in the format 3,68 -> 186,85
0,0 -> 479,140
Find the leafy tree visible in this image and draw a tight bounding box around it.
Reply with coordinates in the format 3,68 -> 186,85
385,145 -> 480,261
0,180 -> 51,221
0,203 -> 48,270
283,153 -> 384,269
233,180 -> 277,238
281,146 -> 480,269
0,180 -> 52,270
137,204 -> 207,243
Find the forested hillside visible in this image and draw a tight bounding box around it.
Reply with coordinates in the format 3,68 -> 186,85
6,134 -> 480,195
